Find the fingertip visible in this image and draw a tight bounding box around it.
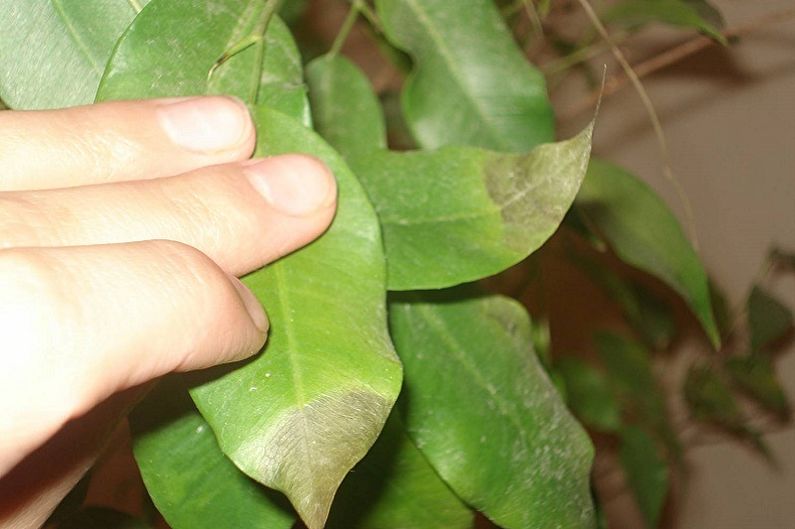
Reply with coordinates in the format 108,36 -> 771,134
229,275 -> 269,335
156,95 -> 256,156
244,154 -> 337,217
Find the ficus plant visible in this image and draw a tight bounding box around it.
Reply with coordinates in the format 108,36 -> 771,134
1,1 -> 792,529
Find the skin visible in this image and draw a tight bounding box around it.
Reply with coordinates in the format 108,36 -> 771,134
0,96 -> 337,526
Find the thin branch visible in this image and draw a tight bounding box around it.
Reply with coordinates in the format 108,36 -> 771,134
573,0 -> 700,250
329,0 -> 365,57
564,6 -> 795,119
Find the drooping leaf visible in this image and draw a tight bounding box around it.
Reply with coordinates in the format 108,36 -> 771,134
747,286 -> 793,353
375,0 -> 554,151
390,291 -> 595,529
358,127 -> 593,289
595,332 -> 680,458
556,357 -> 622,432
708,279 -> 733,341
725,355 -> 791,419
0,0 -> 149,109
327,413 -> 473,529
618,426 -> 669,528
129,379 -> 295,529
684,364 -> 771,459
595,332 -> 664,423
306,54 -> 387,156
576,159 -> 720,347
306,52 -> 593,290
570,250 -> 676,350
98,4 -> 403,526
604,0 -> 726,44
682,0 -> 725,29
98,0 -> 311,125
57,508 -> 151,529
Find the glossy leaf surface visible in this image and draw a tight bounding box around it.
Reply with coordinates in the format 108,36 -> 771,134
130,380 -> 294,529
375,0 -> 554,151
356,126 -> 593,289
98,0 -> 310,124
0,0 -> 148,109
306,54 -> 387,156
327,413 -> 473,529
556,357 -> 621,432
577,159 -> 720,347
605,0 -> 726,43
390,292 -> 595,529
619,426 -> 669,528
748,286 -> 793,353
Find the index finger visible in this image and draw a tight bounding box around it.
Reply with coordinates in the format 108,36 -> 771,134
0,96 -> 255,191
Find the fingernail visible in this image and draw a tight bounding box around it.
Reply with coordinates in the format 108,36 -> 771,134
230,276 -> 269,334
157,96 -> 252,153
244,155 -> 336,216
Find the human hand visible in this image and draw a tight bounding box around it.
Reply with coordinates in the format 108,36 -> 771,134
0,96 -> 336,519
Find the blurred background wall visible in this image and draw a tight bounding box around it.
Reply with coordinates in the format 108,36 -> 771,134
553,0 -> 795,526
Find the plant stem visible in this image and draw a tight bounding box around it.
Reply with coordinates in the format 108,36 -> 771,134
563,6 -> 795,120
542,30 -> 628,75
574,0 -> 700,251
248,0 -> 284,103
329,0 -> 365,57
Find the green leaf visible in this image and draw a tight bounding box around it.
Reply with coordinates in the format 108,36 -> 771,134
129,379 -> 294,529
748,286 -> 793,353
390,291 -> 595,529
98,0 -> 310,125
375,0 -> 554,151
571,250 -> 676,350
0,0 -> 148,109
618,426 -> 669,528
595,332 -> 680,457
725,355 -> 791,418
57,508 -> 151,529
306,52 -> 592,290
327,413 -> 473,529
596,332 -> 663,421
556,357 -> 622,432
306,54 -> 387,156
604,0 -> 726,44
190,107 -> 402,529
684,364 -> 771,459
576,159 -> 720,348
355,125 -> 593,290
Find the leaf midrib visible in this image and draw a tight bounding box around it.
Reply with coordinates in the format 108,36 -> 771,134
51,0 -> 102,74
402,0 -> 509,148
412,303 -> 532,466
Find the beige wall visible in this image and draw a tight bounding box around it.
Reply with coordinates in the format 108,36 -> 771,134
556,1 -> 795,527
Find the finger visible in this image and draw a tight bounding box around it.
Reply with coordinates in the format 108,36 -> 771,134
0,96 -> 255,191
0,154 -> 337,276
0,240 -> 267,475
0,391 -> 140,528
